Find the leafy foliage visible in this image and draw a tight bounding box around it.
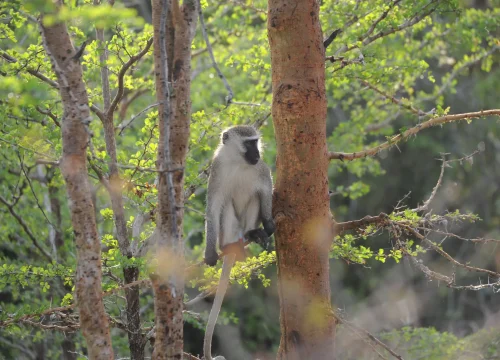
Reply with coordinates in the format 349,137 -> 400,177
0,0 -> 499,357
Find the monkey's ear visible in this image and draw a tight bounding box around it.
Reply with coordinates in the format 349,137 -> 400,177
222,131 -> 229,144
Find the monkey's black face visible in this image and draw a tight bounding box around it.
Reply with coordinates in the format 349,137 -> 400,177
243,139 -> 260,165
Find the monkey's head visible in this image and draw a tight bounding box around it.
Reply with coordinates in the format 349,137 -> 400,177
221,125 -> 261,165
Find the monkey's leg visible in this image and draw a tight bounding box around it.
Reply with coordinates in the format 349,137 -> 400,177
204,253 -> 236,360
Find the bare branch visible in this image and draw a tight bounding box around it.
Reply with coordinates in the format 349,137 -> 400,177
107,38 -> 153,119
0,195 -> 53,262
198,0 -> 233,105
403,224 -> 500,279
330,311 -> 403,360
35,106 -> 60,127
117,102 -> 159,135
359,79 -> 427,117
328,109 -> 500,161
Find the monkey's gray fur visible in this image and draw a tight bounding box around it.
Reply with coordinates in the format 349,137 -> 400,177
203,125 -> 275,360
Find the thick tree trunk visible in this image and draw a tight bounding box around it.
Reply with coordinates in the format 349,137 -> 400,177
40,11 -> 114,360
267,1 -> 336,359
150,0 -> 197,358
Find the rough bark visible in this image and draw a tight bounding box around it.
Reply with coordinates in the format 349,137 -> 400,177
267,0 -> 336,359
150,0 -> 198,358
40,10 -> 114,360
95,17 -> 144,359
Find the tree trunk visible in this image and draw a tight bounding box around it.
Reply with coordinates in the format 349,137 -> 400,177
95,20 -> 145,359
267,0 -> 336,359
40,9 -> 114,360
150,0 -> 197,358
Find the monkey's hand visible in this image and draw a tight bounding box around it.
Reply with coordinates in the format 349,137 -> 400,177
244,228 -> 270,250
204,249 -> 219,266
263,218 -> 276,237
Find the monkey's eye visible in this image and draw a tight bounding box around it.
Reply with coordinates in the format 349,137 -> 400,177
245,139 -> 258,146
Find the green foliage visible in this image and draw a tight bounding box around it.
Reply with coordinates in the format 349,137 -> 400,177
1,0 -> 499,357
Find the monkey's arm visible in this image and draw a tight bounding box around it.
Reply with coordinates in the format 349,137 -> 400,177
244,165 -> 275,248
205,161 -> 222,266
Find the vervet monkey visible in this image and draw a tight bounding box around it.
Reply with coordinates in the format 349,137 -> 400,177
203,125 -> 275,360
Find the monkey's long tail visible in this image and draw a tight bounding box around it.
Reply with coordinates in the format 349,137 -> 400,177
203,253 -> 236,360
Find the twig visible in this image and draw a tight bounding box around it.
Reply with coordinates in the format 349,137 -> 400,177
35,106 -> 60,127
416,154 -> 446,211
361,0 -> 402,41
421,45 -> 500,102
358,79 -> 427,117
0,195 -> 53,262
328,109 -> 500,161
107,38 -> 153,119
198,0 -> 233,105
117,102 -> 159,135
365,110 -> 401,132
0,49 -> 105,121
16,152 -> 55,228
336,0 -> 439,55
403,225 -> 500,278
331,311 -> 403,360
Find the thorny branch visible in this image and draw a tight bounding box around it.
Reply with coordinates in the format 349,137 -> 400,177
328,109 -> 500,161
334,152 -> 500,291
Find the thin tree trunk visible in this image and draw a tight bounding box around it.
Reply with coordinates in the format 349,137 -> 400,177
150,0 -> 197,358
95,18 -> 144,359
40,7 -> 114,359
267,0 -> 336,359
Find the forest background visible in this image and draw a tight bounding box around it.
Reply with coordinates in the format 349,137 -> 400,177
1,0 -> 500,359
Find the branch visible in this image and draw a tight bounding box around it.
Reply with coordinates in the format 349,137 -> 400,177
0,50 -> 58,88
403,225 -> 500,278
360,0 -> 402,42
117,102 -> 159,135
336,0 -> 439,55
0,195 -> 53,262
35,106 -> 60,127
107,37 -> 153,119
1,49 -> 105,121
421,45 -> 500,102
359,79 -> 427,117
198,0 -> 233,105
330,311 -> 403,360
328,109 -> 500,161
